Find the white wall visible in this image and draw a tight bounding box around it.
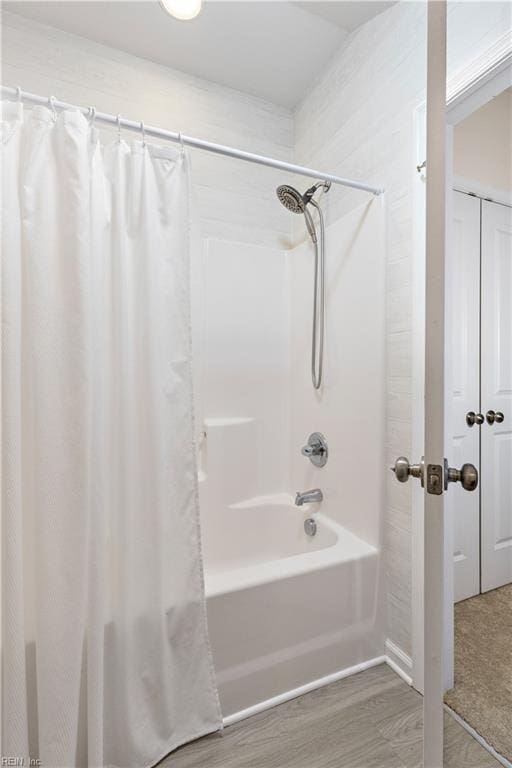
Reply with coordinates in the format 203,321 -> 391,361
193,201 -> 386,567
454,88 -> 512,193
1,11 -> 293,249
293,0 -> 512,659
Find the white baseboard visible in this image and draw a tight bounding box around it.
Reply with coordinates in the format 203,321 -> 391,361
444,705 -> 512,768
222,641 -> 415,729
384,638 -> 413,687
222,655 -> 386,727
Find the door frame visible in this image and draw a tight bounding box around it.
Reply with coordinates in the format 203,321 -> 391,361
454,177 -> 512,209
411,11 -> 512,722
422,6 -> 448,764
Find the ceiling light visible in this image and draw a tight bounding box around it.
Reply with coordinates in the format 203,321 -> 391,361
159,0 -> 202,21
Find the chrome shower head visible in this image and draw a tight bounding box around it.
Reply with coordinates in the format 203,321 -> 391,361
276,181 -> 330,244
276,184 -> 306,214
276,181 -> 331,214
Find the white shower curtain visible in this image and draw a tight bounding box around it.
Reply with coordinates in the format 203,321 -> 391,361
1,101 -> 221,768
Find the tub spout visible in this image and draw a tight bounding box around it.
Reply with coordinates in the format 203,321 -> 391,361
295,489 -> 323,506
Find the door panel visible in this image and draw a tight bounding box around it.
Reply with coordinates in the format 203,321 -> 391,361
481,199 -> 512,593
448,191 -> 480,602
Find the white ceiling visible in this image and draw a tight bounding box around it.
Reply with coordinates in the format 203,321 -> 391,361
296,1 -> 395,31
3,1 -> 395,108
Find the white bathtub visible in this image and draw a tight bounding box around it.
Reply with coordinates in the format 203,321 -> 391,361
201,495 -> 383,720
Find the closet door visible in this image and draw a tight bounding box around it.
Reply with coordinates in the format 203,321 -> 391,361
481,199 -> 512,593
448,191 -> 481,601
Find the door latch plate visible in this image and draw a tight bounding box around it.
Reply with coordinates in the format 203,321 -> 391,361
426,463 -> 443,495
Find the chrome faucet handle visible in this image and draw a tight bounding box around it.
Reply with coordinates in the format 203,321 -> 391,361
301,432 -> 328,467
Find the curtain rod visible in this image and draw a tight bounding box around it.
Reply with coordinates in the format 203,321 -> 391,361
1,86 -> 384,196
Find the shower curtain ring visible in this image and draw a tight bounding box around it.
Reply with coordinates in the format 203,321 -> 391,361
140,121 -> 146,147
116,114 -> 122,142
15,86 -> 22,102
48,95 -> 57,121
87,106 -> 96,128
178,131 -> 185,157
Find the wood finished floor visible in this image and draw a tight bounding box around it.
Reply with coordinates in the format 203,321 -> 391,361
163,664 -> 499,768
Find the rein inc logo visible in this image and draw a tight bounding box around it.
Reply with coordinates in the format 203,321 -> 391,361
2,760 -> 41,766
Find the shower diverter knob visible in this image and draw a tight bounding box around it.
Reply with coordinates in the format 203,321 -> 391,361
301,432 -> 328,467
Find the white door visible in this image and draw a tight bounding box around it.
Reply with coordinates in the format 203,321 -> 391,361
481,199 -> 512,593
393,3 -> 474,762
448,191 -> 481,602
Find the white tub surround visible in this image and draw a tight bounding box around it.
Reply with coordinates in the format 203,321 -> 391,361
193,200 -> 386,718
289,199 -> 386,552
192,238 -> 291,507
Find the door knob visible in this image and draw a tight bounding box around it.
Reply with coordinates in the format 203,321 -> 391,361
390,456 -> 424,484
391,456 -> 478,493
466,411 -> 484,427
486,410 -> 504,425
444,460 -> 478,491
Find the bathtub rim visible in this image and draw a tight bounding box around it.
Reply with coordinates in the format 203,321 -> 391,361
205,512 -> 378,599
